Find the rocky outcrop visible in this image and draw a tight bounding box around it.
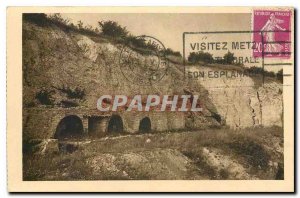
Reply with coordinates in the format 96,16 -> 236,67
23,20 -> 283,130
22,20 -> 219,129
188,66 -> 283,129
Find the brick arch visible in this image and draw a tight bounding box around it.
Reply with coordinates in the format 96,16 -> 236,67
54,115 -> 84,140
139,117 -> 151,133
107,114 -> 124,134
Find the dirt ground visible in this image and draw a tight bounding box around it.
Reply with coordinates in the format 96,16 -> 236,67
23,126 -> 284,180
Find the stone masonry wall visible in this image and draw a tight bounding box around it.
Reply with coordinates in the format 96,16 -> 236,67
23,108 -> 187,140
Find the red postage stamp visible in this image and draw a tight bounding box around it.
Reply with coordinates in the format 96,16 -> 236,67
253,10 -> 292,58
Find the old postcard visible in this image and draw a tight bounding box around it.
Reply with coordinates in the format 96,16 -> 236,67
7,7 -> 294,192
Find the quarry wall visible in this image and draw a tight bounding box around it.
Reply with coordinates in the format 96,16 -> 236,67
22,20 -> 283,141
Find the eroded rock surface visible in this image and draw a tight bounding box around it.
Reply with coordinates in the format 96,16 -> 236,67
188,66 -> 283,129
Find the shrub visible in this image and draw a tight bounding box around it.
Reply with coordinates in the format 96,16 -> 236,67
48,13 -> 70,25
245,66 -> 263,75
164,48 -> 182,57
124,35 -> 163,55
35,89 -> 55,105
23,13 -> 49,26
25,13 -> 99,37
245,66 -> 276,77
223,51 -> 235,64
188,51 -> 213,64
25,14 -> 182,60
77,20 -> 84,29
47,14 -> 76,33
125,35 -> 147,48
98,20 -> 128,38
213,58 -> 225,64
276,69 -> 283,83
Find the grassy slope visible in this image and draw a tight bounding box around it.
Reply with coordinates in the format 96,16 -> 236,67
24,126 -> 283,180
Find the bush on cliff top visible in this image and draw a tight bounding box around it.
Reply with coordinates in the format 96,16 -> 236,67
23,13 -> 182,58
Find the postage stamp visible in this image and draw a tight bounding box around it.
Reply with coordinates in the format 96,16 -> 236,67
6,7 -> 294,192
252,10 -> 292,58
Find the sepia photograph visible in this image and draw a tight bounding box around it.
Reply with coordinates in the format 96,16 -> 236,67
6,6 -> 295,192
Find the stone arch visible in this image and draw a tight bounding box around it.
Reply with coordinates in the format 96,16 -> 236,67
54,115 -> 84,140
139,117 -> 151,133
107,115 -> 124,134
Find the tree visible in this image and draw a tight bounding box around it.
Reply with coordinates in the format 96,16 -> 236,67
223,51 -> 235,64
98,20 -> 128,38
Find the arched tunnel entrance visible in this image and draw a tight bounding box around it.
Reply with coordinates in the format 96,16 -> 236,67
139,117 -> 151,133
54,115 -> 84,140
107,115 -> 123,134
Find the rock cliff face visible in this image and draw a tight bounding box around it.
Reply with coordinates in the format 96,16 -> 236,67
23,21 -> 188,107
23,20 -> 283,130
23,20 -> 219,129
187,66 -> 283,129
